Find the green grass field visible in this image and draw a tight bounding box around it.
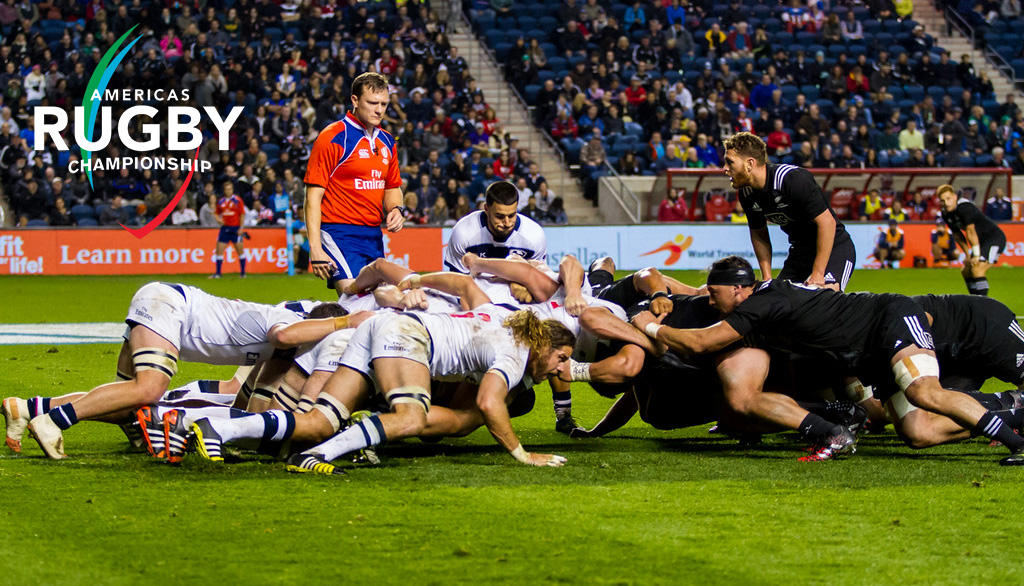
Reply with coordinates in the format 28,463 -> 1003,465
1,268 -> 1023,585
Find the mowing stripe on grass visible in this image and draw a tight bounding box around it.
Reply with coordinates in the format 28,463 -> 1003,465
0,322 -> 124,345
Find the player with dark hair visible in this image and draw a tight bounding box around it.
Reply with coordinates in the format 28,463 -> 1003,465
443,180 -> 547,273
722,132 -> 856,290
937,184 -> 1006,296
631,255 -> 1024,464
304,72 -> 406,294
211,182 -> 247,279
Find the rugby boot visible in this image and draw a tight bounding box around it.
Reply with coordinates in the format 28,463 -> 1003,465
286,453 -> 346,476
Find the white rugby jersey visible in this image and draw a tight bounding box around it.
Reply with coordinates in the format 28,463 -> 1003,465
177,285 -> 302,365
443,210 -> 547,273
275,299 -> 321,316
410,309 -> 530,390
295,328 -> 355,375
340,288 -> 462,314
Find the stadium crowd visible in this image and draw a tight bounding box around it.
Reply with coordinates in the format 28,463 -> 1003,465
0,0 -> 569,228
483,0 -> 1024,207
2,0 -> 1022,229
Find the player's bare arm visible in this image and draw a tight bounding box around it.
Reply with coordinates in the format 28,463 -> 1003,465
476,371 -> 566,467
808,209 -> 837,288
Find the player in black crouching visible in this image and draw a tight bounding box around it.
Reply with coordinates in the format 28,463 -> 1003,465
631,256 -> 1024,465
937,184 -> 1007,296
723,132 -> 856,291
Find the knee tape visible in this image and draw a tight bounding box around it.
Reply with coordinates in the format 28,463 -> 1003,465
132,347 -> 179,379
385,385 -> 431,413
238,382 -> 253,403
887,390 -> 919,420
313,393 -> 351,432
232,365 -> 255,385
274,381 -> 301,411
844,379 -> 874,403
116,368 -> 133,382
247,385 -> 276,409
892,354 -> 941,393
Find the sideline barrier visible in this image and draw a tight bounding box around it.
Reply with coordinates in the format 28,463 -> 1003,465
0,227 -> 444,275
2,223 -> 1020,276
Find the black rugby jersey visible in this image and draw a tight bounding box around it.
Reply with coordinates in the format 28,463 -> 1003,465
940,199 -> 1005,247
737,163 -> 850,250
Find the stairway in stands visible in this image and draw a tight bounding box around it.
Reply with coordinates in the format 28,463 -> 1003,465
916,1 -> 1019,100
446,26 -> 605,225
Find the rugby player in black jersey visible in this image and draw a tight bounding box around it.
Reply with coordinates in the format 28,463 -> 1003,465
632,256 -> 1024,465
722,132 -> 855,291
566,292 -> 867,461
937,184 -> 1007,296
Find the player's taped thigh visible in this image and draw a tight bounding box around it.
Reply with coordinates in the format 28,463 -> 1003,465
385,385 -> 431,413
313,392 -> 352,432
232,365 -> 255,385
892,353 -> 941,393
132,347 -> 179,379
273,381 -> 301,411
116,368 -> 133,382
886,390 -> 919,420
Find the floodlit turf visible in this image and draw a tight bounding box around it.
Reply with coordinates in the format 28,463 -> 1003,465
1,268 -> 1023,585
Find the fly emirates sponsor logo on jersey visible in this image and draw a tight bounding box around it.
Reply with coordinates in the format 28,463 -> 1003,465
354,168 -> 387,191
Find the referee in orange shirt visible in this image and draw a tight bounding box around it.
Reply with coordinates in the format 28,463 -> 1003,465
304,72 -> 406,293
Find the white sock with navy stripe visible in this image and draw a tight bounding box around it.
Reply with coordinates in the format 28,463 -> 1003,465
306,415 -> 386,461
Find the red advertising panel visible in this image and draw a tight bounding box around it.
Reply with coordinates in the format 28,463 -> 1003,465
0,227 -> 443,275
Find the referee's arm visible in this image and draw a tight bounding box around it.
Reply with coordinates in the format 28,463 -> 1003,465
383,187 -> 405,232
304,185 -> 333,280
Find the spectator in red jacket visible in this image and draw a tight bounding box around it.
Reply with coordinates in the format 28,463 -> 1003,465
658,188 -> 689,221
766,119 -> 793,155
624,76 -> 648,106
549,110 -> 579,140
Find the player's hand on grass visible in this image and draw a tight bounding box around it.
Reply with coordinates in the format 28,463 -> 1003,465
510,283 -> 533,303
526,452 -> 567,467
310,249 -> 335,281
386,206 -> 405,232
649,295 -> 673,316
401,288 -> 429,310
564,291 -> 589,316
569,427 -> 594,439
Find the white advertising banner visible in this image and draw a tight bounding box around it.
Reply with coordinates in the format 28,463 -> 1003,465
443,223 -> 899,272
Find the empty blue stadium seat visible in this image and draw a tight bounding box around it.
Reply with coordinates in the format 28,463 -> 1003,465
538,15 -> 558,33
77,217 -> 99,227
25,219 -> 48,227
517,16 -> 537,30
904,85 -> 925,101
547,56 -> 568,72
796,32 -> 816,45
71,204 -> 95,221
485,30 -> 504,47
524,84 -> 542,103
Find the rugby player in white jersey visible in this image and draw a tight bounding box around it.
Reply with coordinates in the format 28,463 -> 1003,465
13,282 -> 368,459
189,309 -> 575,473
443,181 -> 547,274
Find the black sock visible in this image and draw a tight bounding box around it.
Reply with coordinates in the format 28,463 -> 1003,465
992,409 -> 1024,429
975,412 -> 1024,451
256,411 -> 295,456
48,403 -> 78,430
553,390 -> 572,419
798,413 -> 842,441
975,278 -> 989,296
197,380 -> 221,394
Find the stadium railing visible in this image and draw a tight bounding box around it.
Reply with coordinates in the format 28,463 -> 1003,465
602,162 -> 643,223
941,0 -> 1020,86
664,167 -> 1014,222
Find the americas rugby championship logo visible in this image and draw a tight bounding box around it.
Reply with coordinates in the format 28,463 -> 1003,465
33,25 -> 243,238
